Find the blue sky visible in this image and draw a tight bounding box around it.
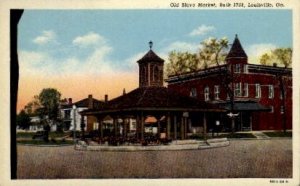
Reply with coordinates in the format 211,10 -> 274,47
17,9 -> 292,110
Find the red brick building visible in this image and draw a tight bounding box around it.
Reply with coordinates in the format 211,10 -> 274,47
167,36 -> 292,131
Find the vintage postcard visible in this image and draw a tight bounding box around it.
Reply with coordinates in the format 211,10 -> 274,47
0,0 -> 299,186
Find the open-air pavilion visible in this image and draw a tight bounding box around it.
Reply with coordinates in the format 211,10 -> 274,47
81,86 -> 225,142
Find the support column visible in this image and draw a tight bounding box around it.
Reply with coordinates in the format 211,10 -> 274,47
97,116 -> 104,140
203,112 -> 207,140
174,115 -> 177,140
167,112 -> 171,139
157,117 -> 161,139
113,117 -> 117,137
123,118 -> 127,138
141,112 -> 145,140
136,114 -> 140,139
181,116 -> 184,140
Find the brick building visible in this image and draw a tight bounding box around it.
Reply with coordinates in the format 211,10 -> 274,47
167,35 -> 292,131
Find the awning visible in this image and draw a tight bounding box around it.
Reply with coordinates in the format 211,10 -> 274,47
217,101 -> 271,112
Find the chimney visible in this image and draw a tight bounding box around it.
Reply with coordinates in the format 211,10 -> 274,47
68,98 -> 72,104
123,88 -> 126,95
273,63 -> 277,67
104,94 -> 108,103
88,94 -> 93,109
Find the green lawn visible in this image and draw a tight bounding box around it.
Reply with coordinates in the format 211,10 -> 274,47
17,131 -> 70,138
17,139 -> 74,145
218,133 -> 256,138
263,131 -> 292,137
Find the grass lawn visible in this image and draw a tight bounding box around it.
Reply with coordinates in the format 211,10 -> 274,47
263,131 -> 292,137
17,139 -> 74,145
17,131 -> 70,138
218,133 -> 256,138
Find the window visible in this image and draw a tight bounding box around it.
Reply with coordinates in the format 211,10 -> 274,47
243,83 -> 248,97
190,88 -> 197,98
153,66 -> 159,82
269,106 -> 274,113
255,84 -> 261,98
243,65 -> 248,73
214,85 -> 220,100
280,106 -> 284,114
234,64 -> 241,73
204,86 -> 210,101
93,122 -> 99,130
268,85 -> 274,99
234,82 -> 242,97
64,110 -> 71,119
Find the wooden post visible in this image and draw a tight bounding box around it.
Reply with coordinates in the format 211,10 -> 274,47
136,115 -> 140,139
174,115 -> 177,140
203,112 -> 207,140
141,112 -> 144,140
167,112 -> 171,139
157,116 -> 161,139
113,117 -> 117,137
181,116 -> 184,140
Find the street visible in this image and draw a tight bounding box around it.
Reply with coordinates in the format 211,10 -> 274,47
17,139 -> 292,178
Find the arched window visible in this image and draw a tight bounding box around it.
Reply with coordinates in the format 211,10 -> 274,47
153,66 -> 159,82
204,86 -> 210,101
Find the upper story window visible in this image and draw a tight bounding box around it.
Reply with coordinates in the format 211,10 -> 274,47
214,85 -> 220,100
268,85 -> 274,99
153,66 -> 159,82
234,64 -> 241,73
204,86 -> 210,101
243,65 -> 248,73
243,83 -> 248,97
255,84 -> 261,98
64,110 -> 71,119
234,82 -> 242,97
190,88 -> 197,98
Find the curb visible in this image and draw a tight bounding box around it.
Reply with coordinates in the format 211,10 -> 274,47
74,139 -> 230,152
17,143 -> 74,147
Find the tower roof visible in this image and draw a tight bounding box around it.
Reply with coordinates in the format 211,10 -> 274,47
137,49 -> 164,64
226,35 -> 247,59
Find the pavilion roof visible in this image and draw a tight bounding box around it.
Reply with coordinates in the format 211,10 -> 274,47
82,86 -> 224,115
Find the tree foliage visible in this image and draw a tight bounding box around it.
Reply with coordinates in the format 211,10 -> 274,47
16,110 -> 31,129
166,37 -> 229,76
259,48 -> 292,68
38,88 -> 61,121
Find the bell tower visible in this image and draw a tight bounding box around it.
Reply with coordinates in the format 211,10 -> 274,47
137,41 -> 164,87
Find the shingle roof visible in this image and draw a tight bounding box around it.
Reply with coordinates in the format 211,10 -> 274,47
226,35 -> 247,59
137,50 -> 164,64
61,98 -> 104,109
83,87 -> 223,114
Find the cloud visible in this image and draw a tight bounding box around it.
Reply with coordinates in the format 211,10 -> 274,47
33,30 -> 56,45
246,43 -> 277,64
163,41 -> 199,53
72,32 -> 106,47
189,25 -> 215,36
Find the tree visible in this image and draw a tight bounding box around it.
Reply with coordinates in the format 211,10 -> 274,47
165,37 -> 229,76
38,88 -> 61,122
16,110 -> 31,129
259,47 -> 292,68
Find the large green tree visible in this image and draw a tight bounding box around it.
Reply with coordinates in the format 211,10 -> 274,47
16,110 -> 31,129
38,88 -> 61,121
165,37 -> 229,76
259,48 -> 292,68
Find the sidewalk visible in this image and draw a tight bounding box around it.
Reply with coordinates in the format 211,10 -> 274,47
75,138 -> 230,151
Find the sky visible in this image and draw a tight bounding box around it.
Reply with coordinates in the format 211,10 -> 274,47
17,9 -> 292,112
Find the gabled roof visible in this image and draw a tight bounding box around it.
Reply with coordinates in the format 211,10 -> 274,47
137,50 -> 164,64
61,98 -> 104,109
226,35 -> 247,59
82,87 -> 224,114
